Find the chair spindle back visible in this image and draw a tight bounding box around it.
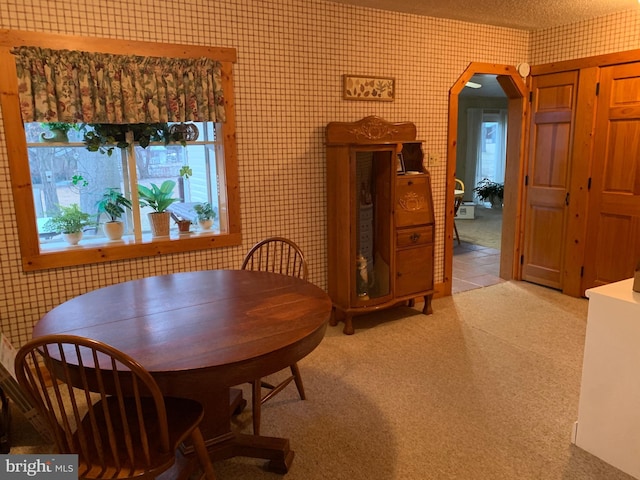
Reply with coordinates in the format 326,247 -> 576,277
15,335 -> 171,478
241,236 -> 308,280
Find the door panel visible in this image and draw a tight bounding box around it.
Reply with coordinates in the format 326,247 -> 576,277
592,213 -> 638,284
582,63 -> 640,290
603,121 -> 640,193
532,122 -> 571,186
526,206 -> 564,268
522,71 -> 578,289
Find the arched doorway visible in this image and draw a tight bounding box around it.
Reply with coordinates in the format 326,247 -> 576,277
443,62 -> 528,296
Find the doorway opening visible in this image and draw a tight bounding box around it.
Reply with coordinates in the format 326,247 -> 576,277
444,64 -> 527,296
453,74 -> 506,293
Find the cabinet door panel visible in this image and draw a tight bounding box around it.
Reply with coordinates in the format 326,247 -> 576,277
353,151 -> 393,304
522,71 -> 578,290
396,245 -> 434,297
582,63 -> 640,290
395,176 -> 434,227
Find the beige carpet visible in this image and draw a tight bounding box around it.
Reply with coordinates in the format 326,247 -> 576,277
456,205 -> 502,249
10,281 -> 634,480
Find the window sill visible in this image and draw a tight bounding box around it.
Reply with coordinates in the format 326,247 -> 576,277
23,231 -> 242,271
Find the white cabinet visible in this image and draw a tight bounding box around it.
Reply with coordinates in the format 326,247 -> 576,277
574,278 -> 640,479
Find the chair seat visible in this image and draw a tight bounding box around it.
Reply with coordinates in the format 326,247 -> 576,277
77,397 -> 204,479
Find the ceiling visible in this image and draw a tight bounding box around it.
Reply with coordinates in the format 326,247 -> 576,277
461,74 -> 506,98
329,0 -> 639,30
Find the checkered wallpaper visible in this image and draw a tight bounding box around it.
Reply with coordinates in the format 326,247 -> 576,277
0,0 -> 638,345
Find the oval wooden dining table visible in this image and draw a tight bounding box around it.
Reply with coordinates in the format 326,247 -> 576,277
33,269 -> 332,474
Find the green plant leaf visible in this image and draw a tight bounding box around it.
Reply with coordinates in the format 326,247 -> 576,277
96,188 -> 132,222
43,204 -> 95,234
137,180 -> 178,213
82,123 -> 191,155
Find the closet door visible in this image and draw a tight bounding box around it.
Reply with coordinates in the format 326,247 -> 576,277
582,63 -> 640,290
522,71 -> 578,289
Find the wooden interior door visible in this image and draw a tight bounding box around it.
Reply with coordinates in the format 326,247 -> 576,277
582,63 -> 640,290
521,71 -> 578,289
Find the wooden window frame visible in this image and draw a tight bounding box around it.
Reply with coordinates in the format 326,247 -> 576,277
0,29 -> 241,271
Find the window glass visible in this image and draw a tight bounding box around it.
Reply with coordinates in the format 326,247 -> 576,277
26,122 -> 223,249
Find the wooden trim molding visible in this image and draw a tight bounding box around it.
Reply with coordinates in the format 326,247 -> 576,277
0,29 -> 237,62
532,48 -> 640,76
445,63 -> 527,296
326,116 -> 417,144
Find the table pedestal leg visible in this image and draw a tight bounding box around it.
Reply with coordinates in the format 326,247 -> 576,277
230,388 -> 247,415
208,433 -> 294,473
176,384 -> 294,473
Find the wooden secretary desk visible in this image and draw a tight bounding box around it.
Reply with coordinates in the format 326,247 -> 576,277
325,116 -> 434,335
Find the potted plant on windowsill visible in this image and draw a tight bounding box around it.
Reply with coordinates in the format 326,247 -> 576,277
43,204 -> 95,245
193,202 -> 216,231
96,188 -> 132,241
170,214 -> 192,235
82,123 -> 190,156
137,180 -> 178,238
40,122 -> 78,143
473,178 -> 504,208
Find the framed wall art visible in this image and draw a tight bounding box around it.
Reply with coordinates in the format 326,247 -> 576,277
342,75 -> 395,102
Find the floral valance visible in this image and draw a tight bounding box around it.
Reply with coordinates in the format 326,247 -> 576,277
12,47 -> 226,124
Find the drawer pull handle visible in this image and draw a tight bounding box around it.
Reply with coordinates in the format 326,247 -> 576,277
410,233 -> 421,242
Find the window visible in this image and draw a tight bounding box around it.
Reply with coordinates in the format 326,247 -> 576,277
465,108 -> 507,204
0,30 -> 240,270
29,122 -> 223,248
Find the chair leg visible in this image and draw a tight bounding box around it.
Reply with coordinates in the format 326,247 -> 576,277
252,366 -> 305,435
190,427 -> 217,480
252,379 -> 261,435
290,363 -> 306,400
454,219 -> 461,245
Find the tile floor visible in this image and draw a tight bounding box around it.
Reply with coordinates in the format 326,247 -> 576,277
452,241 -> 504,294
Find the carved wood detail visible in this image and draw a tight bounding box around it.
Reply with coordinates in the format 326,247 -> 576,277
398,192 -> 427,211
326,116 -> 417,145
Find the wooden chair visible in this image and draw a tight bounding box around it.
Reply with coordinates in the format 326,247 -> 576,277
241,236 -> 308,280
14,334 -> 216,480
454,179 -> 465,245
0,387 -> 9,453
241,237 -> 308,435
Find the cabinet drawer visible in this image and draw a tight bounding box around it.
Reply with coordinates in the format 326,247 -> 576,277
396,226 -> 433,248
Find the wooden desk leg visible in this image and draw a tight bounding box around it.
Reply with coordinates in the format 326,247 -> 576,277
342,314 -> 354,335
330,308 -> 355,335
422,294 -> 433,315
